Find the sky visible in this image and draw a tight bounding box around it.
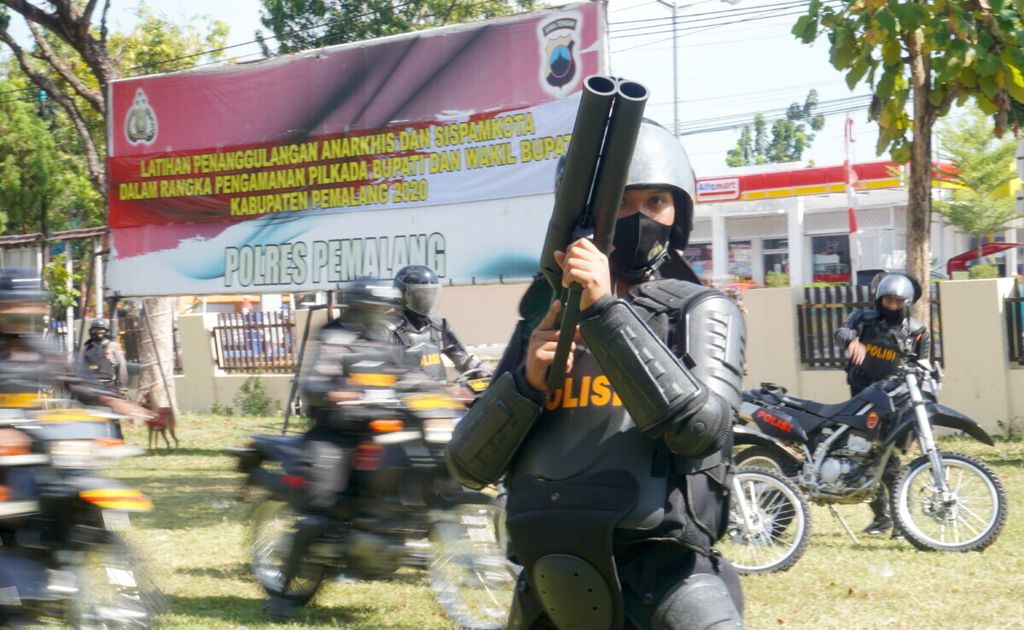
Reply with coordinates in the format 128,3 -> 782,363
8,0 -> 885,177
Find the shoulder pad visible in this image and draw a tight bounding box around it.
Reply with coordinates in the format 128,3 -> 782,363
629,279 -> 716,316
907,316 -> 926,334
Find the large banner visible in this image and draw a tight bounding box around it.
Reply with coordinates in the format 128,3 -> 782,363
107,3 -> 603,296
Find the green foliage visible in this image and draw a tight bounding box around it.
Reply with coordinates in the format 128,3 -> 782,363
232,376 -> 277,416
41,253 -> 82,312
258,0 -> 536,55
107,5 -> 230,76
934,106 -> 1022,238
209,402 -> 235,416
727,92 -> 825,167
765,271 -> 790,288
969,263 -> 1000,279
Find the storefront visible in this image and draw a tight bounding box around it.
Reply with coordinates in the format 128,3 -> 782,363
690,160 -> 968,286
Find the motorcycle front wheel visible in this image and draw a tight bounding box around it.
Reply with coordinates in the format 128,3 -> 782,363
892,451 -> 1007,552
721,467 -> 812,575
733,445 -> 801,478
251,499 -> 326,604
67,533 -> 164,629
428,500 -> 518,630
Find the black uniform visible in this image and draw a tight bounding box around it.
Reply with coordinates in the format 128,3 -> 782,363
387,312 -> 488,381
835,307 -> 930,532
448,277 -> 746,630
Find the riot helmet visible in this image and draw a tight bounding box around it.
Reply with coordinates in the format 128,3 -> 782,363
612,119 -> 697,283
393,265 -> 441,317
874,271 -> 920,325
337,279 -> 399,330
89,317 -> 110,340
0,269 -> 47,335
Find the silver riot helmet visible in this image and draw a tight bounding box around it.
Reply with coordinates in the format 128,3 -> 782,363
90,317 -> 111,338
393,265 -> 441,317
0,269 -> 47,335
874,271 -> 921,325
624,118 -> 697,251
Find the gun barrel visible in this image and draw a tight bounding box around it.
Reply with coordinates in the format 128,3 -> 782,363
538,75 -> 617,293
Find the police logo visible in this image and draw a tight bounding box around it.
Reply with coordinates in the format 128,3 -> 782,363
124,88 -> 158,145
538,13 -> 582,97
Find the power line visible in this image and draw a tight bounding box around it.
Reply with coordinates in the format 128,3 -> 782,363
676,94 -> 874,136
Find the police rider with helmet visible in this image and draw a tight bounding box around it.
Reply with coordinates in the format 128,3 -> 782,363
447,120 -> 746,629
835,270 -> 930,537
80,317 -> 128,391
270,280 -> 407,618
390,264 -> 491,380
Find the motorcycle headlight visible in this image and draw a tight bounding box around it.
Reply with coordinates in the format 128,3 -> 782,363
50,439 -> 99,468
423,418 -> 455,443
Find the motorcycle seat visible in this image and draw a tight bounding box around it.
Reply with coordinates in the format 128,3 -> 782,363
782,396 -> 849,419
251,435 -> 305,461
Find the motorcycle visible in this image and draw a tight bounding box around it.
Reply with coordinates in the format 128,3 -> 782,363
227,375 -> 516,629
734,341 -> 1008,553
720,465 -> 812,575
0,405 -> 162,628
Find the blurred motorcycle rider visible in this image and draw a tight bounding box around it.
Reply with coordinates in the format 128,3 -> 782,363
835,271 -> 930,537
390,264 -> 491,381
80,317 -> 128,392
447,120 -> 746,629
272,280 -> 406,618
0,269 -> 145,423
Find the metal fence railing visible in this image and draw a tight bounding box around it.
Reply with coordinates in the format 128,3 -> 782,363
798,283 -> 943,368
120,315 -> 184,375
212,311 -> 297,373
1006,280 -> 1024,365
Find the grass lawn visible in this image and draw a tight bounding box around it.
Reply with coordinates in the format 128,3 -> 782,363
111,414 -> 1024,629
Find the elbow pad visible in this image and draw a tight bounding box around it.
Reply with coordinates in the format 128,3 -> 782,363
445,371 -> 542,490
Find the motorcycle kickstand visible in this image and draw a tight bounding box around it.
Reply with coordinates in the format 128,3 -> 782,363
828,505 -> 860,544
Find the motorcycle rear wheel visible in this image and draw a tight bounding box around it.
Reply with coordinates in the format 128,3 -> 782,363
721,467 -> 812,575
892,451 -> 1007,552
67,533 -> 164,629
428,500 -> 518,630
251,499 -> 326,604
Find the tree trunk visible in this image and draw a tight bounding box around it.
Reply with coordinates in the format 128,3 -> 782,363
907,32 -> 933,323
139,297 -> 176,412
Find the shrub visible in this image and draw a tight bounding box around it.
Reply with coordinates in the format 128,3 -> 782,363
210,402 -> 234,416
968,264 -> 999,279
233,376 -> 277,416
765,271 -> 790,288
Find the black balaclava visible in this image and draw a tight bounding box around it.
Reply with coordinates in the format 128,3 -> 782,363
880,303 -> 907,325
609,212 -> 673,284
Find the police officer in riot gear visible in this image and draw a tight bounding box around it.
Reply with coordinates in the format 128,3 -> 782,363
447,120 -> 746,629
835,270 -> 930,536
390,264 -> 490,380
80,317 -> 128,391
272,281 -> 406,618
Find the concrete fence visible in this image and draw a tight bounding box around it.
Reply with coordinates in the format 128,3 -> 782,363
173,279 -> 1023,435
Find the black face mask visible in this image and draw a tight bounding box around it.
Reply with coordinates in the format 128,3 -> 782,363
608,213 -> 672,282
881,305 -> 904,325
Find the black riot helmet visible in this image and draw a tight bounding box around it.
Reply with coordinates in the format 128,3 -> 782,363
874,271 -> 921,325
337,279 -> 399,330
0,269 -> 47,335
90,317 -> 110,336
393,265 -> 442,317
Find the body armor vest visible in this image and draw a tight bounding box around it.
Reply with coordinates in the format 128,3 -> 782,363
848,311 -> 926,388
391,316 -> 446,381
83,338 -> 117,382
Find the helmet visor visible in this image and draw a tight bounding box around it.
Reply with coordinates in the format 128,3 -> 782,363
405,285 -> 441,316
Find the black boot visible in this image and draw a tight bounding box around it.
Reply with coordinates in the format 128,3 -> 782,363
864,486 -> 893,536
274,513 -> 329,608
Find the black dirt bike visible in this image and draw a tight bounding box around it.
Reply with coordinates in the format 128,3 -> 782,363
227,378 -> 515,629
734,341 -> 1007,553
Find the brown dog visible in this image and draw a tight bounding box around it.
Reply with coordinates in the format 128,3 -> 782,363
139,390 -> 179,452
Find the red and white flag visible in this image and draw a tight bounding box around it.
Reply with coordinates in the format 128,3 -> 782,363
845,115 -> 859,234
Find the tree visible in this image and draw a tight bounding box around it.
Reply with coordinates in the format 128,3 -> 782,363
934,107 -> 1022,265
726,91 -> 825,167
257,0 -> 535,55
794,0 -> 1024,319
0,1 -> 228,411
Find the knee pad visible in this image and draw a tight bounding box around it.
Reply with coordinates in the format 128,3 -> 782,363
651,573 -> 743,630
532,554 -> 615,630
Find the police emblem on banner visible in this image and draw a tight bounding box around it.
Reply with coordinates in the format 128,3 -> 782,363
124,88 -> 158,145
537,13 -> 582,97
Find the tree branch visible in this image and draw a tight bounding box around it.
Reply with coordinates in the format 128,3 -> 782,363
0,27 -> 106,195
28,21 -> 104,113
99,0 -> 110,45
